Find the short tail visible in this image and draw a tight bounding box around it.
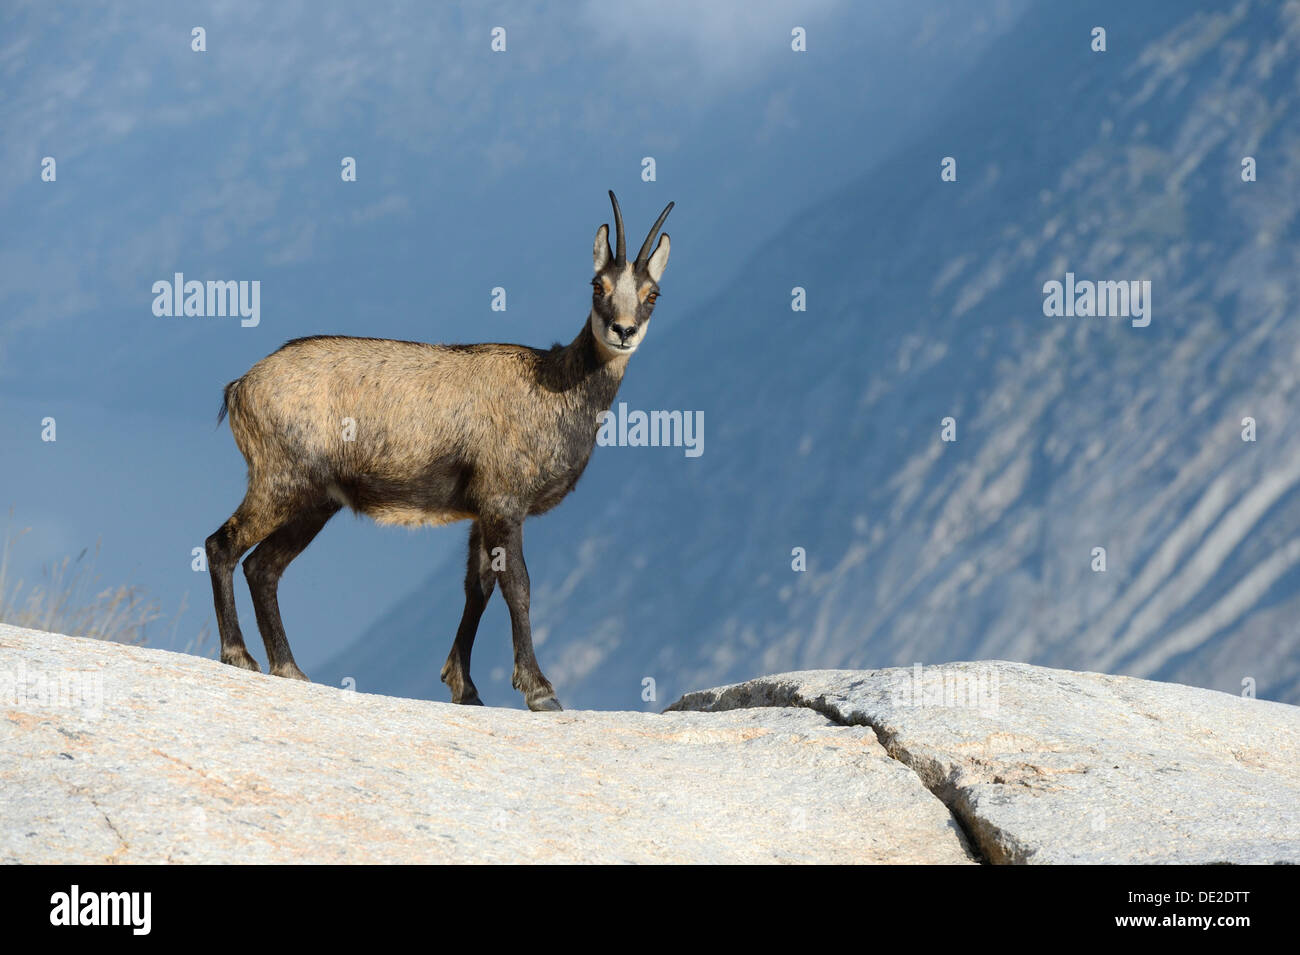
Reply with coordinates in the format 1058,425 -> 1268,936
216,378 -> 240,426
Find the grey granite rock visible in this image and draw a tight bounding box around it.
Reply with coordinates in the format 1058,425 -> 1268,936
669,662 -> 1300,863
0,624 -> 972,864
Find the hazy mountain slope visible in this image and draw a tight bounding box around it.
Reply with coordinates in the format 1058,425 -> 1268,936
324,0 -> 1300,708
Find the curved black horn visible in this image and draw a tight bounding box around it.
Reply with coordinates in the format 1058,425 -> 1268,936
608,190 -> 626,266
635,201 -> 675,269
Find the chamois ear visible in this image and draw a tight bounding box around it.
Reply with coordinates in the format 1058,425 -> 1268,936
645,233 -> 670,282
593,224 -> 612,272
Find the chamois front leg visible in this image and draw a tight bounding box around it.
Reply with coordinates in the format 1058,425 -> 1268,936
481,517 -> 561,712
440,521 -> 493,705
243,501 -> 340,680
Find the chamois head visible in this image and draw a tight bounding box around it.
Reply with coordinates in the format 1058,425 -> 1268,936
591,190 -> 673,358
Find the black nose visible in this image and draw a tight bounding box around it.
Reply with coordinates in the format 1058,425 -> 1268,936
611,323 -> 633,342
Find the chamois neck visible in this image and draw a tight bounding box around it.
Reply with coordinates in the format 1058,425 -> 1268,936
540,319 -> 629,398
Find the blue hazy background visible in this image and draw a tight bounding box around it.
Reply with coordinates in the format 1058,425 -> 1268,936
5,1 -> 1299,708
0,0 -> 1022,659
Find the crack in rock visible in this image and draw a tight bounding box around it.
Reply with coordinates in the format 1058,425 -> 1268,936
668,681 -> 994,863
668,664 -> 1300,865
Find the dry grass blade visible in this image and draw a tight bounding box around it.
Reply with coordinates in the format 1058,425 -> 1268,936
0,512 -> 213,655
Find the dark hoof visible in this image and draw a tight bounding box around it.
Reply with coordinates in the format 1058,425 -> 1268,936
444,655 -> 486,704
271,664 -> 310,681
527,694 -> 563,712
221,650 -> 261,673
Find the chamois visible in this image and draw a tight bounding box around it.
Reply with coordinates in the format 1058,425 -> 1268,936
205,191 -> 672,711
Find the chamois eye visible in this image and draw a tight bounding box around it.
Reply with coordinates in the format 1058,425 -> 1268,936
647,292 -> 659,305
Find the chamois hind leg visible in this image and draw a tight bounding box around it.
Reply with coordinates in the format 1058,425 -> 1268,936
480,517 -> 561,712
440,521 -> 494,705
243,500 -> 341,680
205,484 -> 300,673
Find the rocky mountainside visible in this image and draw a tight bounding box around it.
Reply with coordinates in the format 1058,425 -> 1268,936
3,625 -> 1297,864
323,0 -> 1300,710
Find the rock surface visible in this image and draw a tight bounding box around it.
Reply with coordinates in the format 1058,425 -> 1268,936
0,625 -> 972,864
6,624 -> 1295,864
670,662 -> 1300,864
